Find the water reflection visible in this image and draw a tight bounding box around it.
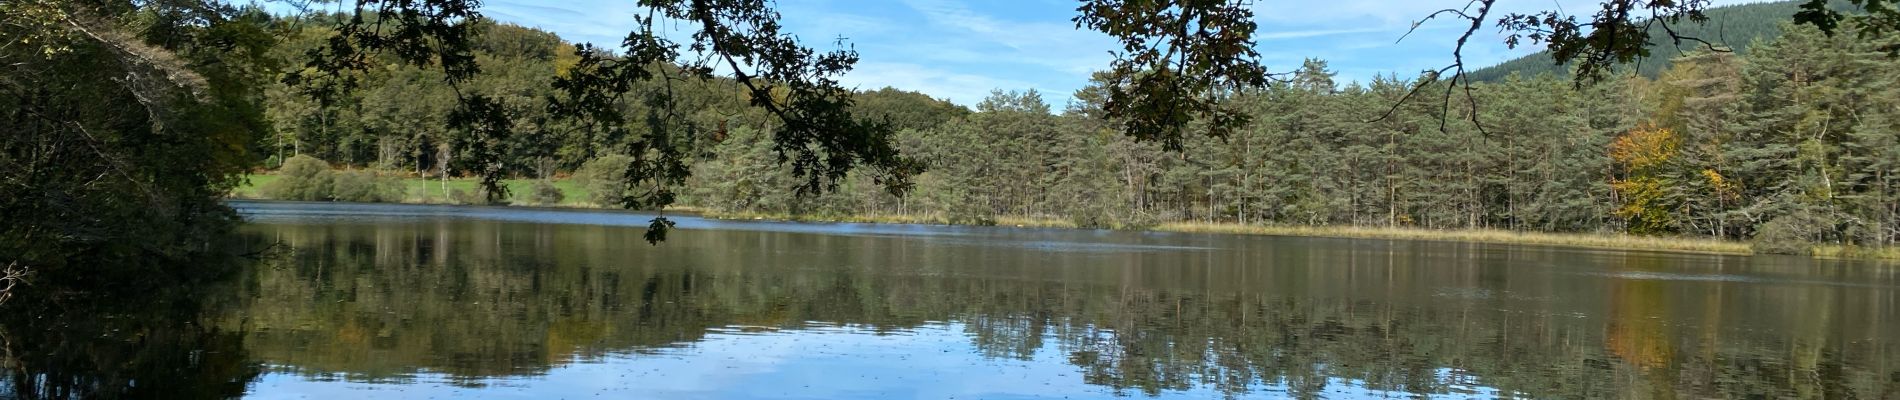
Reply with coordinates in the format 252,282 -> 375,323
1,279 -> 260,399
6,201 -> 1900,399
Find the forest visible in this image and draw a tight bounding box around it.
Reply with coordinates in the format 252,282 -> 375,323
246,13 -> 1900,255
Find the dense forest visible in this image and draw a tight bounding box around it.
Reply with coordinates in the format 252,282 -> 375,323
251,14 -> 1900,254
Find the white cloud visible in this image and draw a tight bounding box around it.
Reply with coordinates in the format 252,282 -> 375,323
483,0 -> 643,46
844,62 -> 1039,106
896,0 -> 1116,80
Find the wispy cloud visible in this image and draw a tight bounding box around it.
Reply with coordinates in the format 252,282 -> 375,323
1256,27 -> 1393,41
896,0 -> 1115,76
482,0 -> 641,46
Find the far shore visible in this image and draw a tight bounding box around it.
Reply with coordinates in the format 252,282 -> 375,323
662,210 -> 1900,261
232,174 -> 1899,261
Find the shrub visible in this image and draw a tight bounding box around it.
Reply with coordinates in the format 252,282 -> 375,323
330,170 -> 406,203
1112,209 -> 1159,230
1069,207 -> 1157,230
524,179 -> 565,206
448,188 -> 476,205
261,155 -> 334,201
448,186 -> 505,205
575,154 -> 634,207
941,194 -> 996,226
1752,210 -> 1826,255
1066,204 -> 1112,229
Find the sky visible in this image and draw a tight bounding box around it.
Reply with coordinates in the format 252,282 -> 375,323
323,0 -> 1765,106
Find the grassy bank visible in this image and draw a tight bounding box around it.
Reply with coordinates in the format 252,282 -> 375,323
1154,222 -> 1755,255
1812,245 -> 1900,261
697,211 -> 1788,257
698,210 -> 1078,229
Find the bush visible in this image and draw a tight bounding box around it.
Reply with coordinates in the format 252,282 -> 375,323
1066,204 -> 1112,229
448,186 -> 505,205
260,155 -> 334,201
258,155 -> 406,203
1113,209 -> 1159,230
941,195 -> 996,226
1752,210 -> 1826,255
330,170 -> 406,203
575,154 -> 634,207
524,180 -> 565,206
1068,207 -> 1157,230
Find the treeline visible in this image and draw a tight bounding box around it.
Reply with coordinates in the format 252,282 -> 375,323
672,22 -> 1900,252
260,15 -> 962,179
261,19 -> 1900,253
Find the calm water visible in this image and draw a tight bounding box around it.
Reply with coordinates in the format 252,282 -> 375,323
6,201 -> 1899,399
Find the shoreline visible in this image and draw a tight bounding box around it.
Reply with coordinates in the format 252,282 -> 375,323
683,211 -> 1894,262
228,175 -> 1897,261
694,210 -> 1757,256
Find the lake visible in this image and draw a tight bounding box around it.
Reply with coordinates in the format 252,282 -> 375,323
5,200 -> 1897,399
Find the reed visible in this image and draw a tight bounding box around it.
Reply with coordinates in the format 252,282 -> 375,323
1154,222 -> 1755,255
1811,245 -> 1900,261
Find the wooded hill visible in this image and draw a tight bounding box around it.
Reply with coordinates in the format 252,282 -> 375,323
1468,0 -> 1850,81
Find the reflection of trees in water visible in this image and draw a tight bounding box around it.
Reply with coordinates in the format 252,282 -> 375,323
1606,256 -> 1680,399
1,279 -> 260,399
1,221 -> 1888,399
228,222 -> 1898,398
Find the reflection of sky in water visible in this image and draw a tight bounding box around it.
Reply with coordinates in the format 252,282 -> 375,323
246,323 -> 1508,399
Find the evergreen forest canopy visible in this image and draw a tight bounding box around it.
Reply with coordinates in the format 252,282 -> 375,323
4,0 -> 1900,298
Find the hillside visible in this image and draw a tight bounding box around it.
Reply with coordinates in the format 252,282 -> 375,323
1467,0 -> 1834,81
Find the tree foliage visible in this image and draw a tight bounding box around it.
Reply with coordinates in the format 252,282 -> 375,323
524,179 -> 565,206
292,0 -> 930,242
1073,0 -> 1268,150
262,155 -> 336,201
1,0 -> 269,287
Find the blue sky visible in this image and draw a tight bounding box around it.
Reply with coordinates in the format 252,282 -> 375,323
320,0 -> 1764,106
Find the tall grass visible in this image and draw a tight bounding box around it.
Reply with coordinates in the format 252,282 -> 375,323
1156,222 -> 1754,254
703,211 -> 1756,255
697,210 -> 1079,229
1811,245 -> 1900,261
699,209 -> 1086,228
234,174 -> 598,207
